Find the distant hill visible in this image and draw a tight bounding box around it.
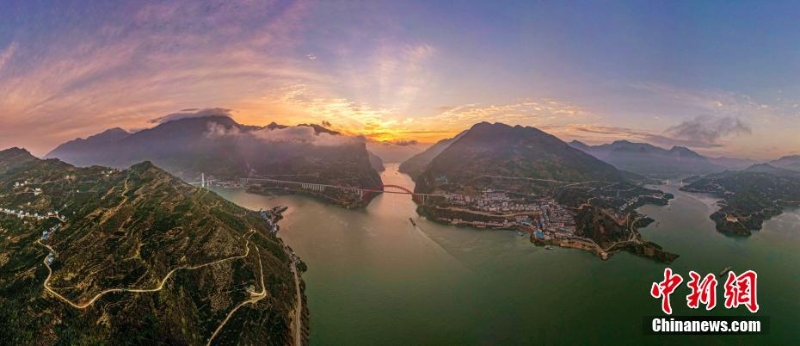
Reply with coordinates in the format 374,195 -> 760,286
0,148 -> 303,344
743,163 -> 800,178
770,155 -> 800,172
569,140 -> 725,177
415,123 -> 625,194
47,116 -> 382,205
46,128 -> 131,166
709,156 -> 762,170
398,130 -> 466,180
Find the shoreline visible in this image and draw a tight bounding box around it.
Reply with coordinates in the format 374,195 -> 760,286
418,204 -> 678,264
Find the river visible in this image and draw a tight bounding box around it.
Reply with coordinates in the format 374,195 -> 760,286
213,163 -> 799,345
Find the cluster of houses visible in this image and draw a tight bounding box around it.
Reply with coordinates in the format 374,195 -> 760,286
542,203 -> 576,233
0,208 -> 63,221
443,190 -> 576,232
445,189 -> 558,214
616,192 -> 669,213
439,190 -> 577,233
13,180 -> 44,196
259,206 -> 288,233
1,207 -> 62,221
445,190 -> 545,213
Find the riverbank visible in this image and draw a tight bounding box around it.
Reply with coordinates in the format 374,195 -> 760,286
245,185 -> 373,209
418,200 -> 678,263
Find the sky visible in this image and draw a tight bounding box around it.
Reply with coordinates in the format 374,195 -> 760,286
1,0 -> 799,159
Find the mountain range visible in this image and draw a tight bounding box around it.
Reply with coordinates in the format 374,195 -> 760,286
568,140 -> 726,177
46,116 -> 383,204
769,155 -> 800,172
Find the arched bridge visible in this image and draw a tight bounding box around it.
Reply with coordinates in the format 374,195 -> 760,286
362,184 -> 431,203
237,178 -> 440,203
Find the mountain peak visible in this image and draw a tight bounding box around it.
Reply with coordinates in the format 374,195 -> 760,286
100,127 -> 129,135
466,122 -> 548,138
0,147 -> 33,156
297,123 -> 340,135
0,147 -> 39,172
130,160 -> 157,171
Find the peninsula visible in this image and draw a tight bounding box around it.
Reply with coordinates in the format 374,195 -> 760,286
406,122 -> 678,263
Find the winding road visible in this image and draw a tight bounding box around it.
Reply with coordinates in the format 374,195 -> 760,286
37,231 -> 255,310
206,245 -> 268,345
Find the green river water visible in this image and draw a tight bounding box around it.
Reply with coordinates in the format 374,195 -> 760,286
214,163 -> 799,345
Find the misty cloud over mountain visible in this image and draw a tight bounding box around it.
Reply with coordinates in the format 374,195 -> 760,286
665,115 -> 752,145
205,122 -> 364,146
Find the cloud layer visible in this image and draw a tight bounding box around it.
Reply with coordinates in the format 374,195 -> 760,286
665,115 -> 752,145
205,121 -> 363,147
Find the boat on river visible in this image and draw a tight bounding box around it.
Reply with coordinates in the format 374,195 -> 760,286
718,266 -> 732,277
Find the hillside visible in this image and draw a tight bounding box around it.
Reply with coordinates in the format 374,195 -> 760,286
770,155 -> 800,172
398,131 -> 466,180
0,148 -> 306,345
681,164 -> 800,235
47,116 -> 382,207
569,140 -> 725,177
368,151 -> 385,172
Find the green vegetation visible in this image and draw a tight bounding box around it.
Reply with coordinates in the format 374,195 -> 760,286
0,148 -> 303,345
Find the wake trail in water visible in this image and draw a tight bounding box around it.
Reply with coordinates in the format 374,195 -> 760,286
407,221 -> 476,276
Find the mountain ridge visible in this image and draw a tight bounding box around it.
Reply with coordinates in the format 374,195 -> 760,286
568,139 -> 726,177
